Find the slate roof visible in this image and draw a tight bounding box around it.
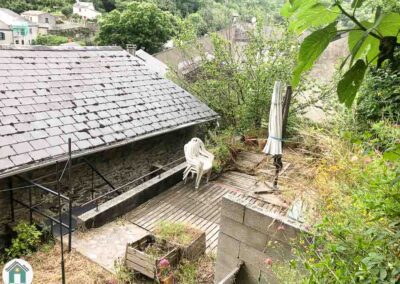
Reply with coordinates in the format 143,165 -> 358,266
0,46 -> 218,178
136,49 -> 168,77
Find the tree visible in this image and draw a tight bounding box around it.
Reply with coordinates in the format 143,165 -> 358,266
0,0 -> 75,14
61,6 -> 73,17
172,21 -> 299,131
281,0 -> 400,107
96,1 -> 178,53
185,13 -> 208,36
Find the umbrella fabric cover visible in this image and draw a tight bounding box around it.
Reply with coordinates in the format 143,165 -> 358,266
263,81 -> 283,156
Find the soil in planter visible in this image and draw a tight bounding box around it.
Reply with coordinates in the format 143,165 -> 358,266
134,238 -> 173,260
154,221 -> 202,246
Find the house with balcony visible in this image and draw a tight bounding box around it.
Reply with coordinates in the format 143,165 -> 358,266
0,8 -> 38,45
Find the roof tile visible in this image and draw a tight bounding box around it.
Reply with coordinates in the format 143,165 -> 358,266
0,158 -> 14,171
0,46 -> 217,175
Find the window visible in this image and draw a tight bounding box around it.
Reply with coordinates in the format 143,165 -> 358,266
0,32 -> 5,40
21,40 -> 24,45
29,28 -> 32,34
45,18 -> 49,23
15,40 -> 19,44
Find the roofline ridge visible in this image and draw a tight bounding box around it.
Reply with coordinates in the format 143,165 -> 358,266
0,45 -> 124,51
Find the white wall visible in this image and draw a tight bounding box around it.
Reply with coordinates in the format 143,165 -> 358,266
73,5 -> 100,20
0,30 -> 13,45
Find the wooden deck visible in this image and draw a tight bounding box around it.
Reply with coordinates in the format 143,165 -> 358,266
125,169 -> 287,253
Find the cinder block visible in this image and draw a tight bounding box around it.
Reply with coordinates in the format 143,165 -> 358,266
214,239 -> 241,283
216,232 -> 240,259
221,195 -> 245,223
239,243 -> 268,268
214,254 -> 241,283
220,216 -> 269,251
243,206 -> 301,243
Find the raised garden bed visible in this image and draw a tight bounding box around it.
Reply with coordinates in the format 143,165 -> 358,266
154,221 -> 206,261
125,235 -> 180,279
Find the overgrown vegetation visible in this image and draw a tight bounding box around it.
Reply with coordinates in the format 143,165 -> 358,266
33,34 -> 69,46
172,19 -> 299,131
175,254 -> 215,283
291,125 -> 400,283
154,221 -> 202,246
4,222 -> 43,260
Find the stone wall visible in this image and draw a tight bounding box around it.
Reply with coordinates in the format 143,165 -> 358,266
0,125 -> 203,235
214,194 -> 306,284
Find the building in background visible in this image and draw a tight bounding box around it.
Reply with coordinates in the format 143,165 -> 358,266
0,8 -> 38,45
73,0 -> 101,20
0,19 -> 12,45
21,10 -> 56,34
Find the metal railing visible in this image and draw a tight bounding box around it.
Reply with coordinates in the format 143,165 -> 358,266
79,156 -> 186,210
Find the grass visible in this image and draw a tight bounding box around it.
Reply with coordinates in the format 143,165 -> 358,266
175,254 -> 215,284
0,242 -> 114,284
154,221 -> 202,246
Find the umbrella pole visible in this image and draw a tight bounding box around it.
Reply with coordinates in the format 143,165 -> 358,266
273,155 -> 283,189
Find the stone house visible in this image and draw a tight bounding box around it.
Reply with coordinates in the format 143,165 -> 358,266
73,1 -> 101,20
21,10 -> 56,34
0,45 -> 218,237
0,8 -> 39,45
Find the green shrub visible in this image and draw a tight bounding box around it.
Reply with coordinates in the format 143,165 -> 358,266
61,6 -> 73,17
33,34 -> 69,46
298,141 -> 400,283
5,222 -> 42,259
356,67 -> 400,125
206,129 -> 239,173
343,120 -> 400,153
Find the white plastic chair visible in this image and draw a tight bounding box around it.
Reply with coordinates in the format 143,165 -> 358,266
183,138 -> 214,189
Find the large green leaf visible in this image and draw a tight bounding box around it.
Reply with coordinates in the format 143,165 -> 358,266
383,144 -> 400,162
348,22 -> 380,65
289,3 -> 340,34
280,0 -> 317,18
351,0 -> 365,8
376,13 -> 400,39
337,59 -> 367,107
292,22 -> 337,87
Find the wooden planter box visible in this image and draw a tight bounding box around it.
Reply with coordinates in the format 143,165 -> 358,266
171,231 -> 206,261
125,235 -> 180,279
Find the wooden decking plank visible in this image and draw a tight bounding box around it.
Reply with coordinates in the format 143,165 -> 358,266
146,186 -> 224,230
126,182 -> 187,220
124,164 -> 288,254
139,183 -> 219,227
132,183 -> 210,225
223,171 -> 258,181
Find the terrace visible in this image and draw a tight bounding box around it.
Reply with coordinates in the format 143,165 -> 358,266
67,150 -> 296,272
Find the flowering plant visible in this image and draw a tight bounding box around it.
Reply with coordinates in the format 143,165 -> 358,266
157,258 -> 172,280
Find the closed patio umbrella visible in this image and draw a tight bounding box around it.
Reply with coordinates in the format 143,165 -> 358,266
263,81 -> 283,189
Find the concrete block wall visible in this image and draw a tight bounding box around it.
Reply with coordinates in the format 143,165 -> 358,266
0,125 -> 201,235
215,194 -> 306,284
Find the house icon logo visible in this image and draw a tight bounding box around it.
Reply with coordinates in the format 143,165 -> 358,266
2,259 -> 33,284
